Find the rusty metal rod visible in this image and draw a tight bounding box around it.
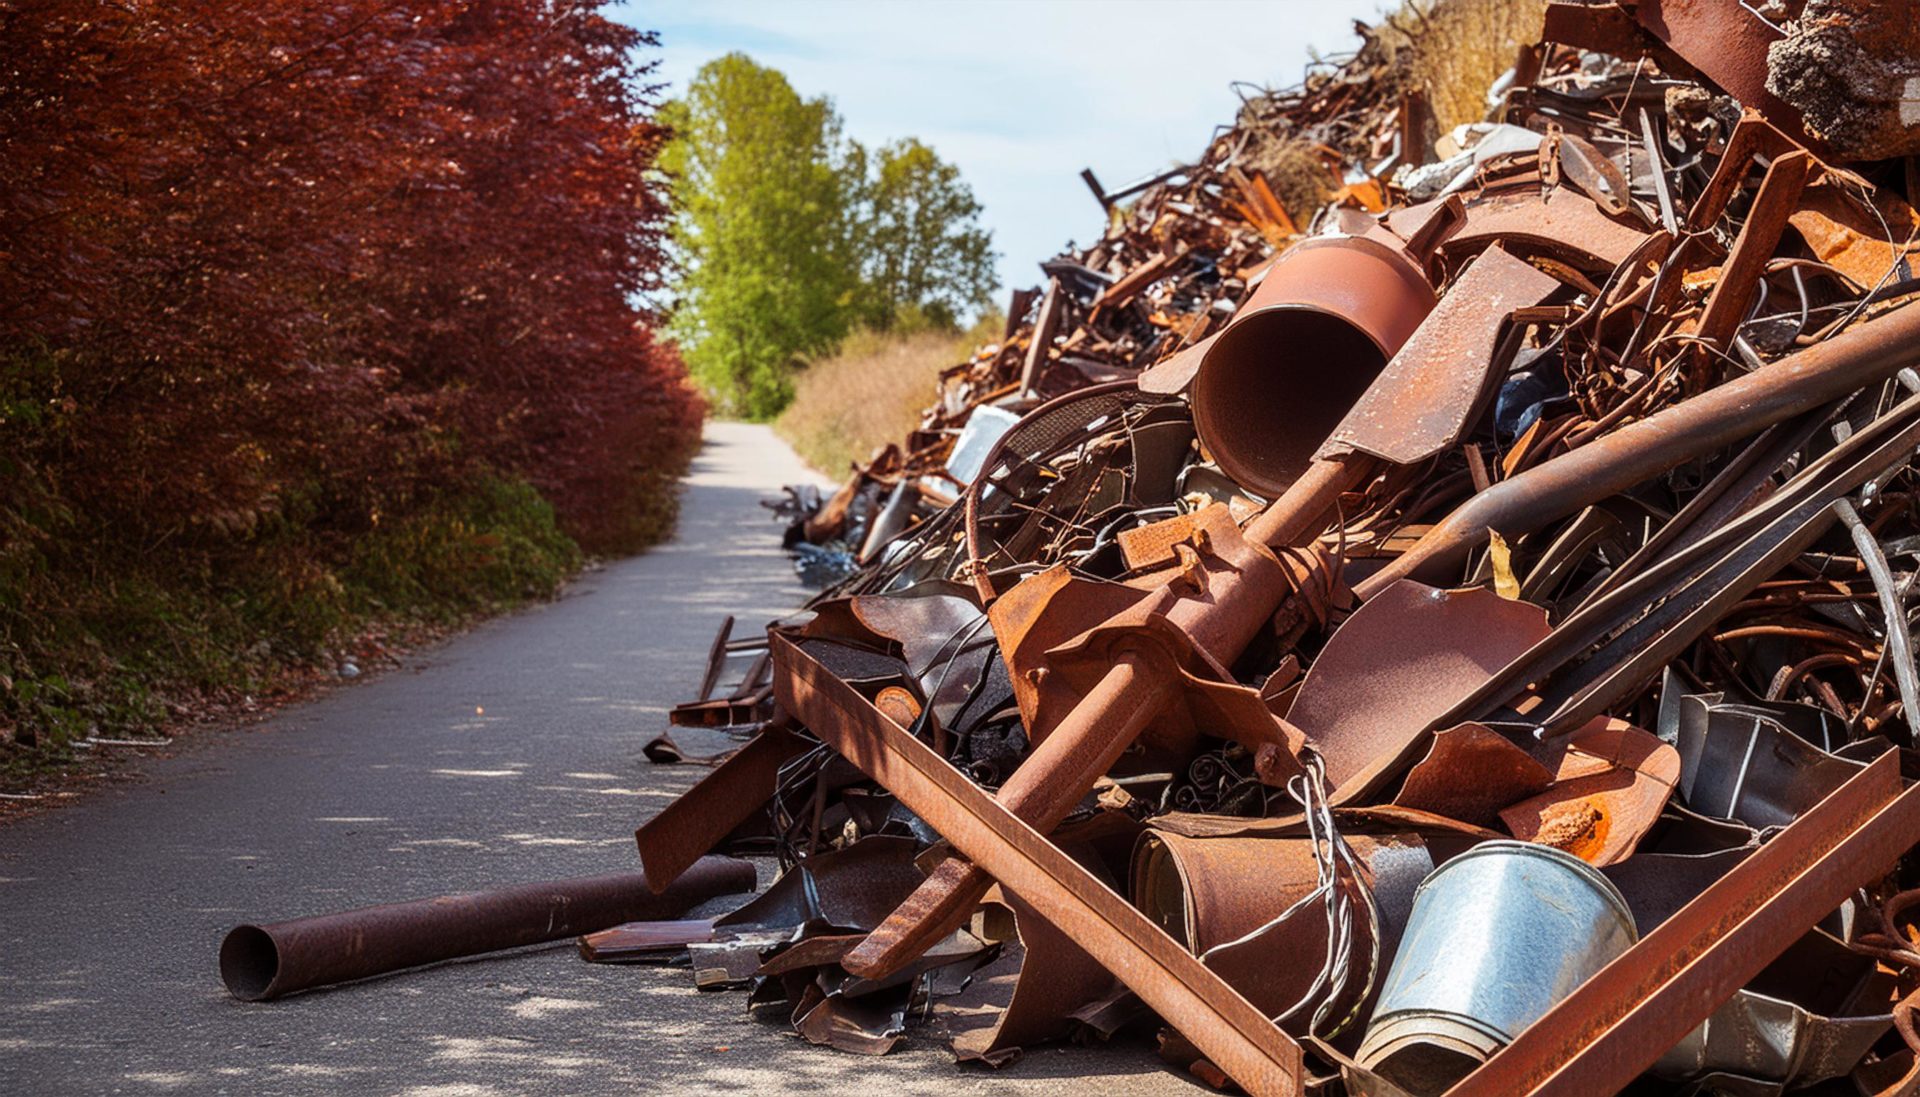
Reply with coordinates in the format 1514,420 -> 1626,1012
841,650 -> 1175,977
1360,299 -> 1920,596
219,856 -> 756,1001
775,635 -> 1305,1097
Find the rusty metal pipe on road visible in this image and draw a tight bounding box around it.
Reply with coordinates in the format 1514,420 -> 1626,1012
219,856 -> 755,1001
1359,300 -> 1920,597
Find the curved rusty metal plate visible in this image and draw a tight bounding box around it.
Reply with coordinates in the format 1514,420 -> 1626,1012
1499,719 -> 1680,867
1319,245 -> 1561,467
1284,581 -> 1552,801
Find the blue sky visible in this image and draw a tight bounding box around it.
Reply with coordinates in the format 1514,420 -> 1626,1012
617,0 -> 1386,302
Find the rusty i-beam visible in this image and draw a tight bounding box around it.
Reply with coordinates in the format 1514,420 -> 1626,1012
776,634 -> 1920,1096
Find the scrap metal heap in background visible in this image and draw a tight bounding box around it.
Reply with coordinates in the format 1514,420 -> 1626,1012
646,2 -> 1920,1093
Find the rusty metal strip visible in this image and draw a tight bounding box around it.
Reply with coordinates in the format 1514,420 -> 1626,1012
634,722 -> 806,894
696,615 -> 734,702
772,633 -> 1305,1097
1694,150 -> 1811,352
667,685 -> 773,728
1019,278 -> 1065,396
1447,751 -> 1919,1096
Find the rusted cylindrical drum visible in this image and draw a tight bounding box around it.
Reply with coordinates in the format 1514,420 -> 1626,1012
1356,840 -> 1637,1094
1132,830 -> 1432,1023
1189,233 -> 1435,497
220,855 -> 756,1001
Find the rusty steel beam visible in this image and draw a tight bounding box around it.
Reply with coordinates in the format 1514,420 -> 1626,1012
1019,279 -> 1065,396
635,722 -> 807,893
1447,751 -> 1919,1095
1360,299 -> 1920,595
772,633 -> 1306,1097
840,650 -> 1176,977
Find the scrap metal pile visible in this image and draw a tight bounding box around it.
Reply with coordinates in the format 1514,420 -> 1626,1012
645,2 -> 1920,1093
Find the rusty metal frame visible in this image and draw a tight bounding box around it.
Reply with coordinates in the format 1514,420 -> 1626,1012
1448,751 -> 1920,1095
772,633 -> 1306,1097
771,647 -> 1920,1097
635,722 -> 807,893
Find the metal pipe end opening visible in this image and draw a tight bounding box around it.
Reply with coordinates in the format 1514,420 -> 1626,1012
219,924 -> 280,1001
1191,309 -> 1390,497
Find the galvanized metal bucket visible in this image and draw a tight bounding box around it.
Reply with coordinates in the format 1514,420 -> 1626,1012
1355,839 -> 1638,1094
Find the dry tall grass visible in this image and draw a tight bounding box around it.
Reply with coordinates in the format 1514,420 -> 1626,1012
1385,0 -> 1549,133
1238,0 -> 1547,228
775,320 -> 996,475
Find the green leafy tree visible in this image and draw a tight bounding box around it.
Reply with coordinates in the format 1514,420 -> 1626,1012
660,54 -> 860,418
854,138 -> 998,332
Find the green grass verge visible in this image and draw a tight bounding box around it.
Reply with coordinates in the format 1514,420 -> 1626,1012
0,472 -> 583,790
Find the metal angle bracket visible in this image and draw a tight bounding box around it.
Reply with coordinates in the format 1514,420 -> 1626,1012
771,633 -> 1306,1097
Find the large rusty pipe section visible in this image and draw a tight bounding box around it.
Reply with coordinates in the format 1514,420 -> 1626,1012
1358,300 -> 1920,596
1190,234 -> 1436,497
220,856 -> 755,1001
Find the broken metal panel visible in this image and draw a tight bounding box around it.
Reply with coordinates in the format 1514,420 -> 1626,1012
634,723 -> 807,893
1280,581 -> 1551,800
1319,245 -> 1561,468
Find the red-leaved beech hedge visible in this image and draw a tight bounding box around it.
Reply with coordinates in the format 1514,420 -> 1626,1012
0,0 -> 703,556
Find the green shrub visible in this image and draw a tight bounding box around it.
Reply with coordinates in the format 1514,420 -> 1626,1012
0,471 -> 583,788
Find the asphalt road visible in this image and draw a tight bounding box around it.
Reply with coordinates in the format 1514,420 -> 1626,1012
0,422 -> 1202,1097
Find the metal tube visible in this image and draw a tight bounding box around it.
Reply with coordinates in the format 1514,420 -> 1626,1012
1359,300 -> 1920,596
1244,455 -> 1373,548
220,855 -> 756,1001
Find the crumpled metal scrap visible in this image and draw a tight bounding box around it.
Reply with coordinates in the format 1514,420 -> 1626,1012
630,2 -> 1920,1094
